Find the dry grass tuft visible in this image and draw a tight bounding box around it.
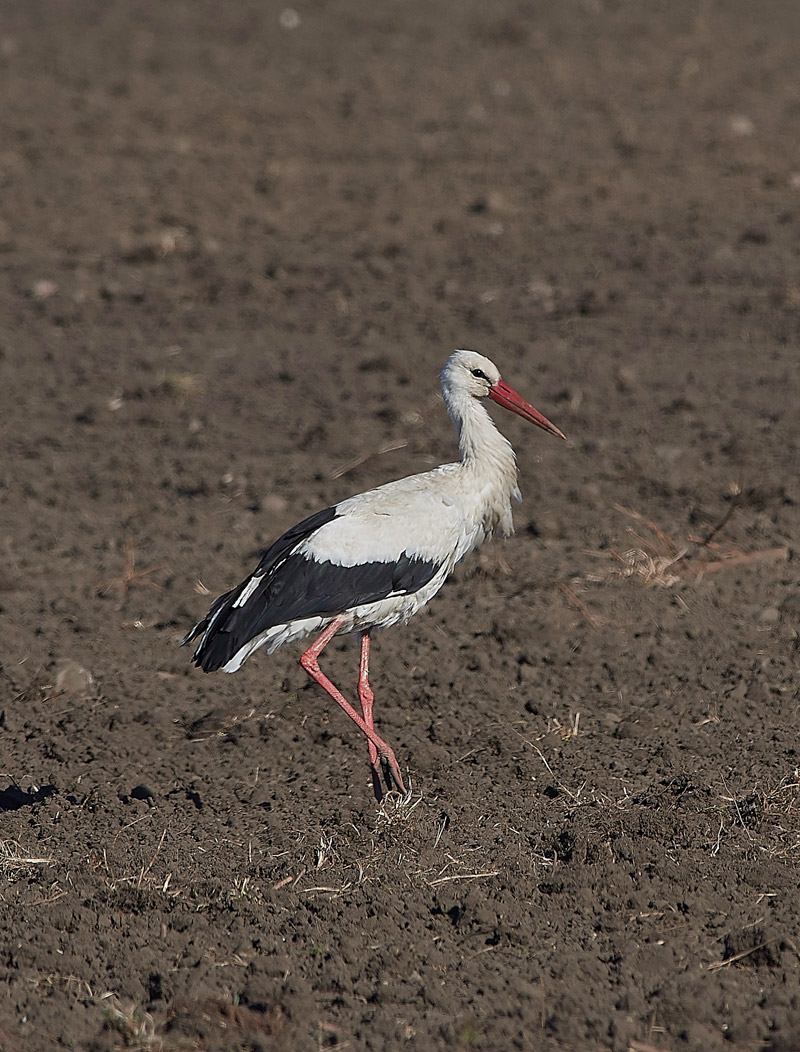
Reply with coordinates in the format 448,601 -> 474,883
100,994 -> 160,1050
375,785 -> 422,825
708,770 -> 800,861
581,503 -> 788,590
0,839 -> 53,880
756,770 -> 800,860
158,371 -> 204,401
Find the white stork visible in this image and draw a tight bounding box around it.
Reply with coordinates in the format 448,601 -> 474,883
183,349 -> 565,799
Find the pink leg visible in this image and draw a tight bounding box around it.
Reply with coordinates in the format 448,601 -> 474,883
358,630 -> 384,799
358,631 -> 379,767
300,618 -> 406,796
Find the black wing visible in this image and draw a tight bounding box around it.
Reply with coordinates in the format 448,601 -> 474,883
182,506 -> 337,670
183,505 -> 439,672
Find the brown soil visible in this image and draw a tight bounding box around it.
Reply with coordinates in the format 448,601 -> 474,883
2,2 -> 799,1050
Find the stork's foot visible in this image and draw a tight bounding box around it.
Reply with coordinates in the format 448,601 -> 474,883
378,747 -> 407,796
369,764 -> 385,802
369,753 -> 407,802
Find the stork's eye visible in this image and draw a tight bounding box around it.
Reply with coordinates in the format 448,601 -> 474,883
471,368 -> 489,381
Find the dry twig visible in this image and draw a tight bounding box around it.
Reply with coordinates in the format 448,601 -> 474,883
706,940 -> 773,972
98,538 -> 169,599
580,504 -> 787,589
330,439 -> 408,479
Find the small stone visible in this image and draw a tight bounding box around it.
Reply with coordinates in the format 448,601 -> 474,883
529,514 -> 562,539
279,8 -> 300,29
55,659 -> 94,696
579,482 -> 601,504
655,445 -> 683,464
616,365 -> 637,390
729,115 -> 755,137
32,279 -> 58,300
263,493 -> 288,514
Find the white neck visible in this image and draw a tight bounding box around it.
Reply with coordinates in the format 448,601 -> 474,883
443,385 -> 519,497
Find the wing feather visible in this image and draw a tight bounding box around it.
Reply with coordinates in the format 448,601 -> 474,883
183,502 -> 442,672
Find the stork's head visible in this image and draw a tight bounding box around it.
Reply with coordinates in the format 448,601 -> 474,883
441,349 -> 565,440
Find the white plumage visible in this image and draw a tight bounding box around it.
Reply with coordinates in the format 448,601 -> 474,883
183,349 -> 564,798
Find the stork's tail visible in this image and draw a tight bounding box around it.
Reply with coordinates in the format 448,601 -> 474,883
180,587 -> 238,672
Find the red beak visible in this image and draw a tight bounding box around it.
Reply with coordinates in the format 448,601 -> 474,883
488,379 -> 566,440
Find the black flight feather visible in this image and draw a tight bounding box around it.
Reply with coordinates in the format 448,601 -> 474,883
183,504 -> 440,672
